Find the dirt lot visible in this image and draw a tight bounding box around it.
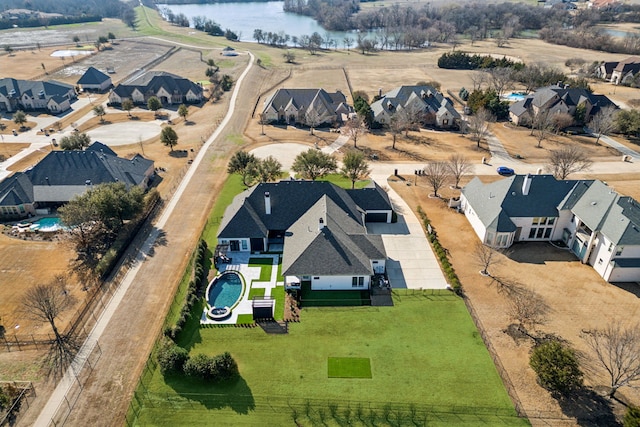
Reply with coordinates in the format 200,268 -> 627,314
391,177 -> 640,424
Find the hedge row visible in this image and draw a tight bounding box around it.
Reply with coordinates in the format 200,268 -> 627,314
416,206 -> 461,292
164,239 -> 209,340
157,338 -> 239,382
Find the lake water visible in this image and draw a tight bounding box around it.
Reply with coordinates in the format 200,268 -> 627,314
157,2 -> 361,44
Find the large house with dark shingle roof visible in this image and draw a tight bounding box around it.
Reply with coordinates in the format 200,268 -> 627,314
218,180 -> 393,290
77,66 -> 112,92
0,78 -> 76,114
108,71 -> 203,106
0,142 -> 154,220
509,85 -> 617,126
261,88 -> 354,126
461,174 -> 640,282
370,85 -> 460,129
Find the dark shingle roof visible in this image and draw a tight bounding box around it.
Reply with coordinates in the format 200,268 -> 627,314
113,71 -> 202,99
0,78 -> 74,101
0,173 -> 33,206
77,66 -> 111,85
371,85 -> 460,121
346,182 -> 392,211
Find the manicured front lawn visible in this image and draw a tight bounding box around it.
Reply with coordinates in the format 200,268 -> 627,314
132,291 -> 529,426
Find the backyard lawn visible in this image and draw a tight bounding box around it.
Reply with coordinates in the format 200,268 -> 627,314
131,291 -> 528,426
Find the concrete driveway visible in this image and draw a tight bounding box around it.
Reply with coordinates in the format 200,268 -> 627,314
367,178 -> 449,290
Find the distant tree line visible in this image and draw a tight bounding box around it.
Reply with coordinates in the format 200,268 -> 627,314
0,0 -> 136,29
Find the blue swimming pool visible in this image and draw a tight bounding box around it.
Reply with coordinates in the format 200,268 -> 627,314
29,217 -> 64,232
502,92 -> 527,102
207,271 -> 244,310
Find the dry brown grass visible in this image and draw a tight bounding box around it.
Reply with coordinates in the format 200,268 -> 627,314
391,177 -> 638,423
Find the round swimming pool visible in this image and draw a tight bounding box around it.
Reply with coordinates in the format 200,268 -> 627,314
206,271 -> 244,311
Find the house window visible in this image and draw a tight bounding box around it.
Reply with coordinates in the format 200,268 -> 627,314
536,228 -> 545,239
616,247 -> 623,256
241,240 -> 248,251
352,277 -> 364,288
608,243 -> 613,252
443,119 -> 449,125
547,218 -> 555,225
313,277 -> 320,280
485,232 -> 495,245
544,228 -> 552,239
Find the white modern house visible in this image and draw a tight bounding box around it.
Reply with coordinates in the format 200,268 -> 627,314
461,174 -> 640,282
217,180 -> 393,290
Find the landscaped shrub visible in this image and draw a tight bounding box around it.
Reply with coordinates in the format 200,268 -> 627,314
157,338 -> 189,375
214,352 -> 239,381
530,340 -> 583,395
184,353 -> 216,380
625,406 -> 640,427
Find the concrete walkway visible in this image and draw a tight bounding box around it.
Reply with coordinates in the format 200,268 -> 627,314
321,134 -> 349,154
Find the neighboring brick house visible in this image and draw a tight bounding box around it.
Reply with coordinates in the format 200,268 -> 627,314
108,71 -> 203,106
261,88 -> 354,126
461,174 -> 640,283
370,85 -> 460,129
509,85 -> 617,126
0,78 -> 76,114
0,142 -> 154,220
218,180 -> 393,291
609,57 -> 640,85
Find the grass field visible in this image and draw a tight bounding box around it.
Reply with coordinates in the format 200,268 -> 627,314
327,357 -> 372,379
130,291 -> 528,426
248,258 -> 273,282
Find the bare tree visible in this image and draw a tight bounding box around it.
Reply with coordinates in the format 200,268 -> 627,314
546,146 -> 593,180
531,108 -> 555,148
446,154 -> 473,189
552,112 -> 574,133
22,276 -> 79,378
470,71 -> 488,92
588,106 -> 618,145
387,115 -> 404,150
473,241 -> 502,276
396,104 -> 424,137
422,162 -> 451,198
468,108 -> 494,148
487,67 -> 514,97
342,115 -> 366,148
584,322 -> 640,399
508,286 -> 548,334
304,109 -> 331,135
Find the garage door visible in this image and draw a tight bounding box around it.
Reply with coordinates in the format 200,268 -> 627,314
365,212 -> 388,222
609,267 -> 640,282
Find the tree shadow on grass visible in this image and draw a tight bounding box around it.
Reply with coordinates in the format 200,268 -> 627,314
555,388 -> 620,427
165,374 -> 255,414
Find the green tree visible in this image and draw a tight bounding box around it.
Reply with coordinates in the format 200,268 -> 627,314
353,96 -> 374,128
616,109 -> 640,137
93,105 -> 106,123
292,149 -> 337,181
340,150 -> 370,189
107,32 -> 116,41
255,156 -> 282,183
73,35 -> 80,46
160,126 -> 178,152
221,75 -> 234,91
13,110 -> 27,128
87,182 -> 145,229
625,406 -> 640,427
178,104 -> 189,122
147,96 -> 162,117
530,340 -> 583,395
227,151 -> 258,186
157,338 -> 189,376
122,99 -> 134,117
59,132 -> 91,150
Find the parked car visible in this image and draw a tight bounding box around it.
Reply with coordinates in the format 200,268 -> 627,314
496,166 -> 515,176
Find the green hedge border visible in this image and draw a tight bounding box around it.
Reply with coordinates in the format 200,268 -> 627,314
416,206 -> 461,292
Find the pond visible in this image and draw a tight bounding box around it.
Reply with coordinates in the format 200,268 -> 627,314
157,2 -> 365,44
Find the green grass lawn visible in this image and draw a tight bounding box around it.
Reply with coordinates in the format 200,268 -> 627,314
202,174 -> 246,246
131,291 -> 529,426
317,173 -> 371,190
328,357 -> 372,379
248,258 -> 273,282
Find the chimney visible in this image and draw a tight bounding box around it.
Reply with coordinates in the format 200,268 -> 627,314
522,174 -> 532,196
319,217 -> 325,230
264,192 -> 271,215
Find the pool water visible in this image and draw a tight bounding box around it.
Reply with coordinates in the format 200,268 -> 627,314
207,272 -> 243,308
502,92 -> 527,102
30,217 -> 64,232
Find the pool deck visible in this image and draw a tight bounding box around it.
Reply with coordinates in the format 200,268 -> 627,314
200,253 -> 283,325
